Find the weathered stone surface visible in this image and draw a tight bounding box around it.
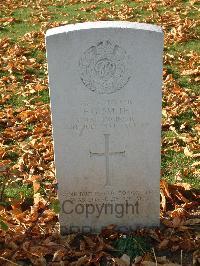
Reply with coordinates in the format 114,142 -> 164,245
46,21 -> 163,234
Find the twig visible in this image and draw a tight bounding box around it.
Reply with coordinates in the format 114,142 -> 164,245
0,256 -> 20,266
181,250 -> 183,266
152,248 -> 158,266
132,237 -> 145,254
0,174 -> 8,202
38,224 -> 46,234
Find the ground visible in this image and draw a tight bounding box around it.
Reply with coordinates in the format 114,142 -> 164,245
0,0 -> 199,265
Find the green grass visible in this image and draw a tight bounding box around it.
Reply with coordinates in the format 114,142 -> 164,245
164,63 -> 199,95
26,123 -> 35,132
11,8 -> 33,21
113,236 -> 151,260
174,110 -> 195,130
6,95 -> 27,108
0,22 -> 41,40
38,90 -> 50,103
187,9 -> 200,19
179,79 -> 199,95
0,175 -> 33,202
161,150 -> 199,189
47,1 -> 112,23
0,70 -> 8,79
0,7 -> 40,39
165,64 -> 179,79
162,130 -> 177,139
5,151 -> 19,162
30,50 -> 45,64
4,184 -> 33,199
29,89 -> 50,104
169,40 -> 200,54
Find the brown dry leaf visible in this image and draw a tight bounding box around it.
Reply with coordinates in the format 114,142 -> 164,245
173,190 -> 190,204
133,256 -> 142,263
52,249 -> 66,262
114,257 -> 129,265
157,256 -> 168,264
83,235 -> 96,248
184,218 -> 200,225
42,209 -> 56,222
29,256 -> 47,266
33,193 -> 47,208
172,217 -> 184,227
34,84 -> 46,91
72,255 -> 89,266
0,17 -> 16,23
0,160 -> 11,171
170,207 -> 189,218
141,262 -> 181,266
193,250 -> 200,265
79,4 -> 97,11
174,171 -> 182,182
120,254 -> 130,265
175,183 -> 191,190
158,239 -> 169,250
184,146 -> 193,157
33,181 -> 41,194
160,180 -> 173,202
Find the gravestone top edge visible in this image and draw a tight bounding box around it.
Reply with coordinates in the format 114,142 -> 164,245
46,21 -> 163,38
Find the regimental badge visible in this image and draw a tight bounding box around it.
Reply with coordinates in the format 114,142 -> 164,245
79,40 -> 130,94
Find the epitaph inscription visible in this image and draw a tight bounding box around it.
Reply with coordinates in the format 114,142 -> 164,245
79,40 -> 130,94
90,134 -> 125,186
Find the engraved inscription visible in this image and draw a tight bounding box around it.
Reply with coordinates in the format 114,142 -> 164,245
79,40 -> 130,94
60,190 -> 156,233
67,99 -> 135,134
90,134 -> 125,186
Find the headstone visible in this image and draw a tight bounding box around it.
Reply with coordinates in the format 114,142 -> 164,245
46,21 -> 163,234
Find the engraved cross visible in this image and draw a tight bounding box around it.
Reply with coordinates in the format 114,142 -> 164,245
90,134 -> 125,186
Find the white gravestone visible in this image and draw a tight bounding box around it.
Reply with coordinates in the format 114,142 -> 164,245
46,21 -> 163,234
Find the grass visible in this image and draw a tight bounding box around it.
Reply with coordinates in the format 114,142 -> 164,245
169,40 -> 200,54
30,50 -> 45,63
0,0 -> 199,200
38,90 -> 50,103
6,95 -> 27,108
5,151 -> 19,162
0,22 -> 41,40
4,184 -> 33,200
113,236 -> 151,259
164,62 -> 198,95
161,150 -> 199,188
26,123 -> 35,131
174,110 -> 195,129
11,8 -> 33,21
48,1 -> 113,23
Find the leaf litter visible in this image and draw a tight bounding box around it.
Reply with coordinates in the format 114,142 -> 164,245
0,0 -> 199,265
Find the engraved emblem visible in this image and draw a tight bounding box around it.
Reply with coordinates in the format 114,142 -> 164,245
79,40 -> 130,94
90,134 -> 125,186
